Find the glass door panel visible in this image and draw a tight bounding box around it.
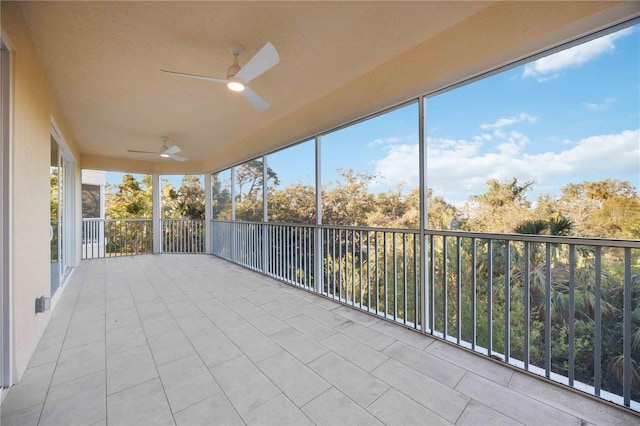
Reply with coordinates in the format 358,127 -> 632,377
50,137 -> 61,295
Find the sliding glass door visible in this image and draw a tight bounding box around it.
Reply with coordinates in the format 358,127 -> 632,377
50,135 -> 72,296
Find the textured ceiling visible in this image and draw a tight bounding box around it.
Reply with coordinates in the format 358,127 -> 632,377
17,1 -> 493,169
15,1 -> 638,174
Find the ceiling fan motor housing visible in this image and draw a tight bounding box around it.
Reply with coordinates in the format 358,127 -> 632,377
226,63 -> 241,79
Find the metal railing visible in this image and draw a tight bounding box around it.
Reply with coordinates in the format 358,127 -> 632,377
82,218 -> 206,258
82,218 -> 153,259
160,219 -> 205,254
211,219 -> 640,411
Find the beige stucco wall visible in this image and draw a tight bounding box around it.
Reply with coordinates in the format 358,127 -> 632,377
2,2 -> 81,383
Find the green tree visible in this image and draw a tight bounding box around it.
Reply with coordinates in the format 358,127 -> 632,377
557,179 -> 639,239
168,175 -> 205,219
464,178 -> 535,233
105,174 -> 152,219
212,173 -> 232,219
322,169 -> 376,226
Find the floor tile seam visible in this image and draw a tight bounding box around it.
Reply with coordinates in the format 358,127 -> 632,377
317,330 -> 391,371
382,342 -> 470,389
156,369 -> 221,417
370,358 -> 472,419
152,296 -> 247,421
261,323 -> 333,364
306,349 -> 388,392
118,258 -> 176,425
501,376 -> 615,424
451,396 -> 473,425
301,385 -> 386,425
169,387 -> 233,420
35,261 -> 101,426
364,386 -> 449,425
423,343 -> 517,387
254,350 -> 332,408
49,365 -> 107,390
454,370 -> 585,423
334,327 -> 398,353
104,375 -> 159,400
106,341 -> 149,358
0,396 -> 46,419
238,384 -> 315,424
455,398 -> 525,426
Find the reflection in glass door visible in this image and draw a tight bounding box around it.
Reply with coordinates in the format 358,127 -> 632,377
50,137 -> 60,295
50,136 -> 70,296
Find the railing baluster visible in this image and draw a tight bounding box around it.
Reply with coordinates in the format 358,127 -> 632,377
352,229 -> 356,306
429,234 -> 435,335
456,236 -> 461,344
545,242 -> 551,378
375,231 -> 379,315
414,233 -> 418,329
359,230 -> 363,309
383,232 -> 388,317
504,240 -> 510,363
524,241 -> 530,370
393,232 -> 397,321
487,239 -> 493,356
443,235 -> 448,339
403,233 -> 407,325
594,245 -> 602,396
568,245 -> 575,386
471,237 -> 476,350
623,247 -> 631,407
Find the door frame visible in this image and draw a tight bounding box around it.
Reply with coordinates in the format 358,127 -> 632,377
1,35 -> 13,388
50,121 -> 76,305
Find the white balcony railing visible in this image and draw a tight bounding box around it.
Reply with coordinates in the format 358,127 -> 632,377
82,218 -> 153,259
160,219 -> 206,254
211,219 -> 640,412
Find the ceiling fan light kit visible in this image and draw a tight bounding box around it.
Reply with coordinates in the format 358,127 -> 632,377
227,76 -> 245,92
161,42 -> 280,111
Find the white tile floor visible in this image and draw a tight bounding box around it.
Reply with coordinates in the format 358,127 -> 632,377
1,254 -> 638,425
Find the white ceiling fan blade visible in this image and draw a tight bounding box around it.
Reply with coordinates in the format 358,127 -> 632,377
235,42 -> 279,84
127,149 -> 158,154
163,145 -> 181,155
242,87 -> 270,111
161,69 -> 227,84
169,154 -> 187,162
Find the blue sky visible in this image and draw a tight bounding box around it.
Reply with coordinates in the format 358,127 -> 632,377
109,23 -> 639,206
267,23 -> 639,205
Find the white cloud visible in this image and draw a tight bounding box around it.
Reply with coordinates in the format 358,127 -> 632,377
480,113 -> 537,130
522,27 -> 633,82
583,98 -> 616,111
374,129 -> 639,205
367,134 -> 416,148
372,144 -> 420,189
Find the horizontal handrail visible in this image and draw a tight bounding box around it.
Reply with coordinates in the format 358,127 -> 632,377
211,219 -> 640,248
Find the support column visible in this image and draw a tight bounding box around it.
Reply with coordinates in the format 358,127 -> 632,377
419,96 -> 428,334
230,167 -> 236,261
204,173 -> 212,254
262,156 -> 268,273
152,174 -> 161,253
314,135 -> 323,294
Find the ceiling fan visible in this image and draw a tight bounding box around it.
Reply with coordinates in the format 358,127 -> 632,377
127,137 -> 187,162
161,42 -> 280,111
